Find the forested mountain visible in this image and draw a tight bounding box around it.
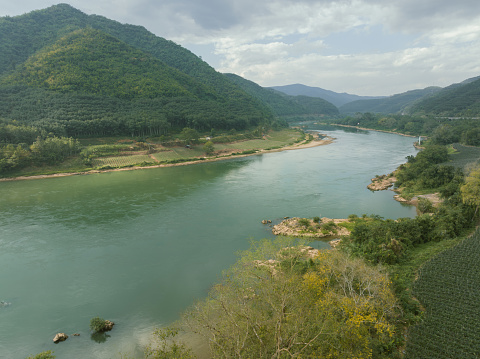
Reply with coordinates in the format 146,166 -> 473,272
269,84 -> 384,107
225,74 -> 339,117
339,87 -> 442,114
407,76 -> 480,117
0,4 -> 275,138
1,28 -> 216,100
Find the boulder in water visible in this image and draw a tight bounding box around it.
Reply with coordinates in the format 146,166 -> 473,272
53,333 -> 68,343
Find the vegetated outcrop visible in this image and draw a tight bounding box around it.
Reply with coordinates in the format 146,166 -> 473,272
272,217 -> 350,238
367,173 -> 396,191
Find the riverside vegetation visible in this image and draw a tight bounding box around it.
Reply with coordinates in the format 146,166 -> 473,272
130,142 -> 479,359
0,127 -> 310,178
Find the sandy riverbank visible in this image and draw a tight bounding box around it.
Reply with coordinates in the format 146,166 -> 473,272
0,135 -> 334,182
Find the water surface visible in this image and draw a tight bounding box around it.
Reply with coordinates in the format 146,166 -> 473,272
0,126 -> 417,358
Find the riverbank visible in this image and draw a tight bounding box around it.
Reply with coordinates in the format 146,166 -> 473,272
334,124 -> 418,138
0,134 -> 334,182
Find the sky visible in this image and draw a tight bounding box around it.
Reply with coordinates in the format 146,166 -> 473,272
2,0 -> 480,96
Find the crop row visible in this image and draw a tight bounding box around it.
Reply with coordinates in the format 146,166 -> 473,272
92,155 -> 154,168
405,229 -> 480,358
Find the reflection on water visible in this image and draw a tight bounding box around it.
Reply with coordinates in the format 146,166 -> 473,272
0,127 -> 418,358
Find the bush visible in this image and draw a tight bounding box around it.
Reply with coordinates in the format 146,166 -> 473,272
90,317 -> 108,332
312,216 -> 321,223
417,197 -> 434,213
26,351 -> 55,359
297,218 -> 310,227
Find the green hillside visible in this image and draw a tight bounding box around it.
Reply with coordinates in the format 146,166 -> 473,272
0,4 -> 265,109
225,73 -> 339,117
0,4 -> 276,137
339,87 -> 441,114
408,77 -> 480,117
0,28 -> 215,100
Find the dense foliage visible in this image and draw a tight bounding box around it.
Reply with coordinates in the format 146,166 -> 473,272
0,136 -> 80,172
0,4 -> 276,140
342,145 -> 475,265
181,238 -> 399,358
335,112 -> 480,146
1,29 -> 216,100
405,227 -> 480,358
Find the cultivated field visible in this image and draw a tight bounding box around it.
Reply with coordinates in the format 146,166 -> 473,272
449,143 -> 480,170
405,228 -> 480,358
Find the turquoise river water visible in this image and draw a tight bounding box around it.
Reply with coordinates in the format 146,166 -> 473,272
0,125 -> 418,358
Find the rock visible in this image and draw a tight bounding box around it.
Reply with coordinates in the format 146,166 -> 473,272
53,333 -> 68,343
367,175 -> 396,191
261,220 -> 272,224
104,320 -> 115,331
329,239 -> 342,248
73,333 -> 80,336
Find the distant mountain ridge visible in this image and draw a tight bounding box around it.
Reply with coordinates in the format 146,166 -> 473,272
339,87 -> 442,114
269,84 -> 385,107
407,76 -> 480,117
225,74 -> 339,117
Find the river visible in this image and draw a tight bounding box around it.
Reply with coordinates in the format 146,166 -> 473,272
0,125 -> 417,358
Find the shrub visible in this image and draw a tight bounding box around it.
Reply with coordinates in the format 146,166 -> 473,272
417,197 -> 435,213
90,317 -> 107,333
297,218 -> 310,227
312,216 -> 321,223
26,351 -> 55,359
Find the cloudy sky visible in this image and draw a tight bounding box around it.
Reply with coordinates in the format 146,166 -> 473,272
2,0 -> 480,95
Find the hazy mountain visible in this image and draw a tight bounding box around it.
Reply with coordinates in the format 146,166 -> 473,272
339,87 -> 442,114
225,74 -> 339,117
269,84 -> 385,107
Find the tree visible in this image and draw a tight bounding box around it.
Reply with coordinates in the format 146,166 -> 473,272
461,166 -> 480,218
89,316 -> 109,332
180,127 -> 200,145
202,140 -> 215,156
145,327 -> 196,359
181,238 -> 398,358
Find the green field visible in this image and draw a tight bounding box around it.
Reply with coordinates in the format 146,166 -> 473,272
94,129 -> 303,166
449,143 -> 480,170
92,155 -> 154,167
405,229 -> 480,358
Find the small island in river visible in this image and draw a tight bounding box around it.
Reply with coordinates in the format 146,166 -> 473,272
272,217 -> 351,238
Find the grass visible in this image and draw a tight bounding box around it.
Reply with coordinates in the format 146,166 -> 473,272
449,143 -> 480,170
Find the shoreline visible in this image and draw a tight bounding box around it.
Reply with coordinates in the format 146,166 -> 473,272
334,124 -> 418,138
0,136 -> 334,182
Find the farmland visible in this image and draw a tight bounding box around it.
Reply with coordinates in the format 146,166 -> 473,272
92,155 -> 154,168
93,129 -> 305,168
449,143 -> 480,170
405,228 -> 480,358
